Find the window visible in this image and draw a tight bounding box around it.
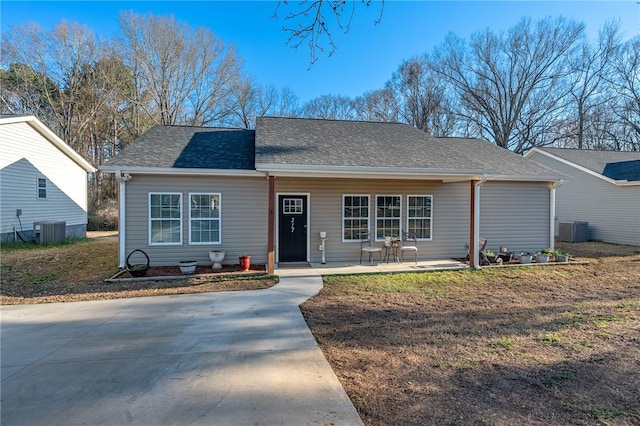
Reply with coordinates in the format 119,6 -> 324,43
37,177 -> 47,199
407,195 -> 432,240
282,198 -> 303,214
343,195 -> 369,241
149,193 -> 182,245
189,193 -> 221,244
375,195 -> 401,240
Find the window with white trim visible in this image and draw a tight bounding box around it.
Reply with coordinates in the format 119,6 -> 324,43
189,193 -> 221,244
343,195 -> 369,241
37,177 -> 47,199
407,195 -> 432,240
375,195 -> 401,240
149,193 -> 182,245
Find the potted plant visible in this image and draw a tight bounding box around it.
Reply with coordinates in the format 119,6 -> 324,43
520,252 -> 533,264
209,250 -> 226,271
485,250 -> 497,263
239,255 -> 251,271
178,260 -> 197,275
536,248 -> 553,264
126,249 -> 149,277
554,250 -> 570,262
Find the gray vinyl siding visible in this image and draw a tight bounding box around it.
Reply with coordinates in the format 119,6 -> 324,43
275,178 -> 471,262
479,182 -> 552,253
529,153 -> 640,246
124,175 -> 268,266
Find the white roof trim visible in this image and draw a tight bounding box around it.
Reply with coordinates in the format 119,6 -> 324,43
525,148 -> 640,187
0,115 -> 96,172
100,165 -> 265,177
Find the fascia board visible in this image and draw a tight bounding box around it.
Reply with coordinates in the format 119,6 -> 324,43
486,175 -> 563,183
99,166 -> 265,177
256,163 -> 486,180
525,148 -> 633,186
1,115 -> 97,172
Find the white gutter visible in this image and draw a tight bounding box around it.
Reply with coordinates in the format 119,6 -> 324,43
549,180 -> 564,251
116,170 -> 129,268
473,173 -> 489,270
100,166 -> 264,177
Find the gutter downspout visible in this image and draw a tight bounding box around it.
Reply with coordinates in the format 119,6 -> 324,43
116,170 -> 128,268
473,174 -> 489,270
549,180 -> 564,251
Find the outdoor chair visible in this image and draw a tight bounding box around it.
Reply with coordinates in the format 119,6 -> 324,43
399,232 -> 418,264
360,231 -> 382,265
465,238 -> 490,265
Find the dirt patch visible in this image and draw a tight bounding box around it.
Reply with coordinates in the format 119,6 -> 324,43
302,245 -> 640,425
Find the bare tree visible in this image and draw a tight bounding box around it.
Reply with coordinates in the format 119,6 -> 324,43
432,17 -> 584,153
302,94 -> 355,119
353,88 -> 399,122
117,12 -> 241,126
273,0 -> 383,65
609,36 -> 640,151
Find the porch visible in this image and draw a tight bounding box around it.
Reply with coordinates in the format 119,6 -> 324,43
274,258 -> 469,277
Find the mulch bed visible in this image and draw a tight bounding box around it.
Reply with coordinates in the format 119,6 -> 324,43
115,264 -> 266,279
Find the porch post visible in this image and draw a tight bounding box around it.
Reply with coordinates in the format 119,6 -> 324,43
469,180 -> 477,268
267,175 -> 275,275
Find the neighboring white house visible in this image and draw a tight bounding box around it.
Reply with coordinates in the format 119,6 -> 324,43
526,147 -> 640,246
0,115 -> 96,242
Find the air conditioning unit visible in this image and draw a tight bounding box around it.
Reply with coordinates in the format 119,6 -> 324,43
558,221 -> 588,243
33,221 -> 66,244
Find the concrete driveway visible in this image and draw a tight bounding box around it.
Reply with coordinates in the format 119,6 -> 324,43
1,275 -> 363,426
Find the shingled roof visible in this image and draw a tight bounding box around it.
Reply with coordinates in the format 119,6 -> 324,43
103,125 -> 255,170
539,148 -> 640,182
255,117 -> 559,179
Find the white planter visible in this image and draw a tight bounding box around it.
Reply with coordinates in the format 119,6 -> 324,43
179,260 -> 197,275
209,250 -> 226,271
519,255 -> 532,264
555,254 -> 568,262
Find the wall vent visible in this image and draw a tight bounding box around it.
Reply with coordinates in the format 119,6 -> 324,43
558,221 -> 588,243
33,221 -> 66,244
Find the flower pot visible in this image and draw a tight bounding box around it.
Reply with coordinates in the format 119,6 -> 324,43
209,250 -> 226,271
555,254 -> 568,262
126,249 -> 149,277
536,254 -> 550,264
239,255 -> 251,272
178,260 -> 197,275
519,254 -> 532,264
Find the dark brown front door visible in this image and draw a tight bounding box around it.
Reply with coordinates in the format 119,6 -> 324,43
278,195 -> 307,262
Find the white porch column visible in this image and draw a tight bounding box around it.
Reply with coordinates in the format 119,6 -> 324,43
117,170 -> 129,268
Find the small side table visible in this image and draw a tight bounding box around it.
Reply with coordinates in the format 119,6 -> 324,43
384,242 -> 399,263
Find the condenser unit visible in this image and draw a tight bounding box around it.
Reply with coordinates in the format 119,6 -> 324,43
33,221 -> 66,244
558,221 -> 588,243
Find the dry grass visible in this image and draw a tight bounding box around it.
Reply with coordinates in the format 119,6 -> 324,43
302,242 -> 640,425
0,236 -> 277,304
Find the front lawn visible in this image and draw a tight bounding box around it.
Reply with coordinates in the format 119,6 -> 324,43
301,242 -> 640,425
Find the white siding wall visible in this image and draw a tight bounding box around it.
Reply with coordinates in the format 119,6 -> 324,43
529,153 -> 640,246
0,121 -> 88,239
124,175 -> 268,266
480,182 -> 552,253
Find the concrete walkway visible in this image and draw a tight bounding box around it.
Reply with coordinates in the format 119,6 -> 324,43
1,276 -> 363,426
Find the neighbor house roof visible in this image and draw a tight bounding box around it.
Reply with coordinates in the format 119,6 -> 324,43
0,115 -> 96,172
102,125 -> 257,174
527,147 -> 640,184
255,117 -> 560,181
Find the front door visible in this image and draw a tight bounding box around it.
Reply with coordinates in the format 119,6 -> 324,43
278,195 -> 307,262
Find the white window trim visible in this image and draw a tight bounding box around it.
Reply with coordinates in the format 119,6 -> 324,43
188,192 -> 222,245
375,194 -> 402,242
407,194 -> 433,241
148,192 -> 183,246
342,194 -> 370,242
37,176 -> 47,199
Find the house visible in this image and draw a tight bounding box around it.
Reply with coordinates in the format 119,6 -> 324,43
526,147 -> 640,246
0,115 -> 96,242
101,117 -> 562,272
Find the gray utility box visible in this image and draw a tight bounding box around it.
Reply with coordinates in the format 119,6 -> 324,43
558,221 -> 588,243
33,221 -> 66,244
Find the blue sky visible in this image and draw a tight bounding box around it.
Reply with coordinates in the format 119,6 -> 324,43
1,1 -> 639,103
